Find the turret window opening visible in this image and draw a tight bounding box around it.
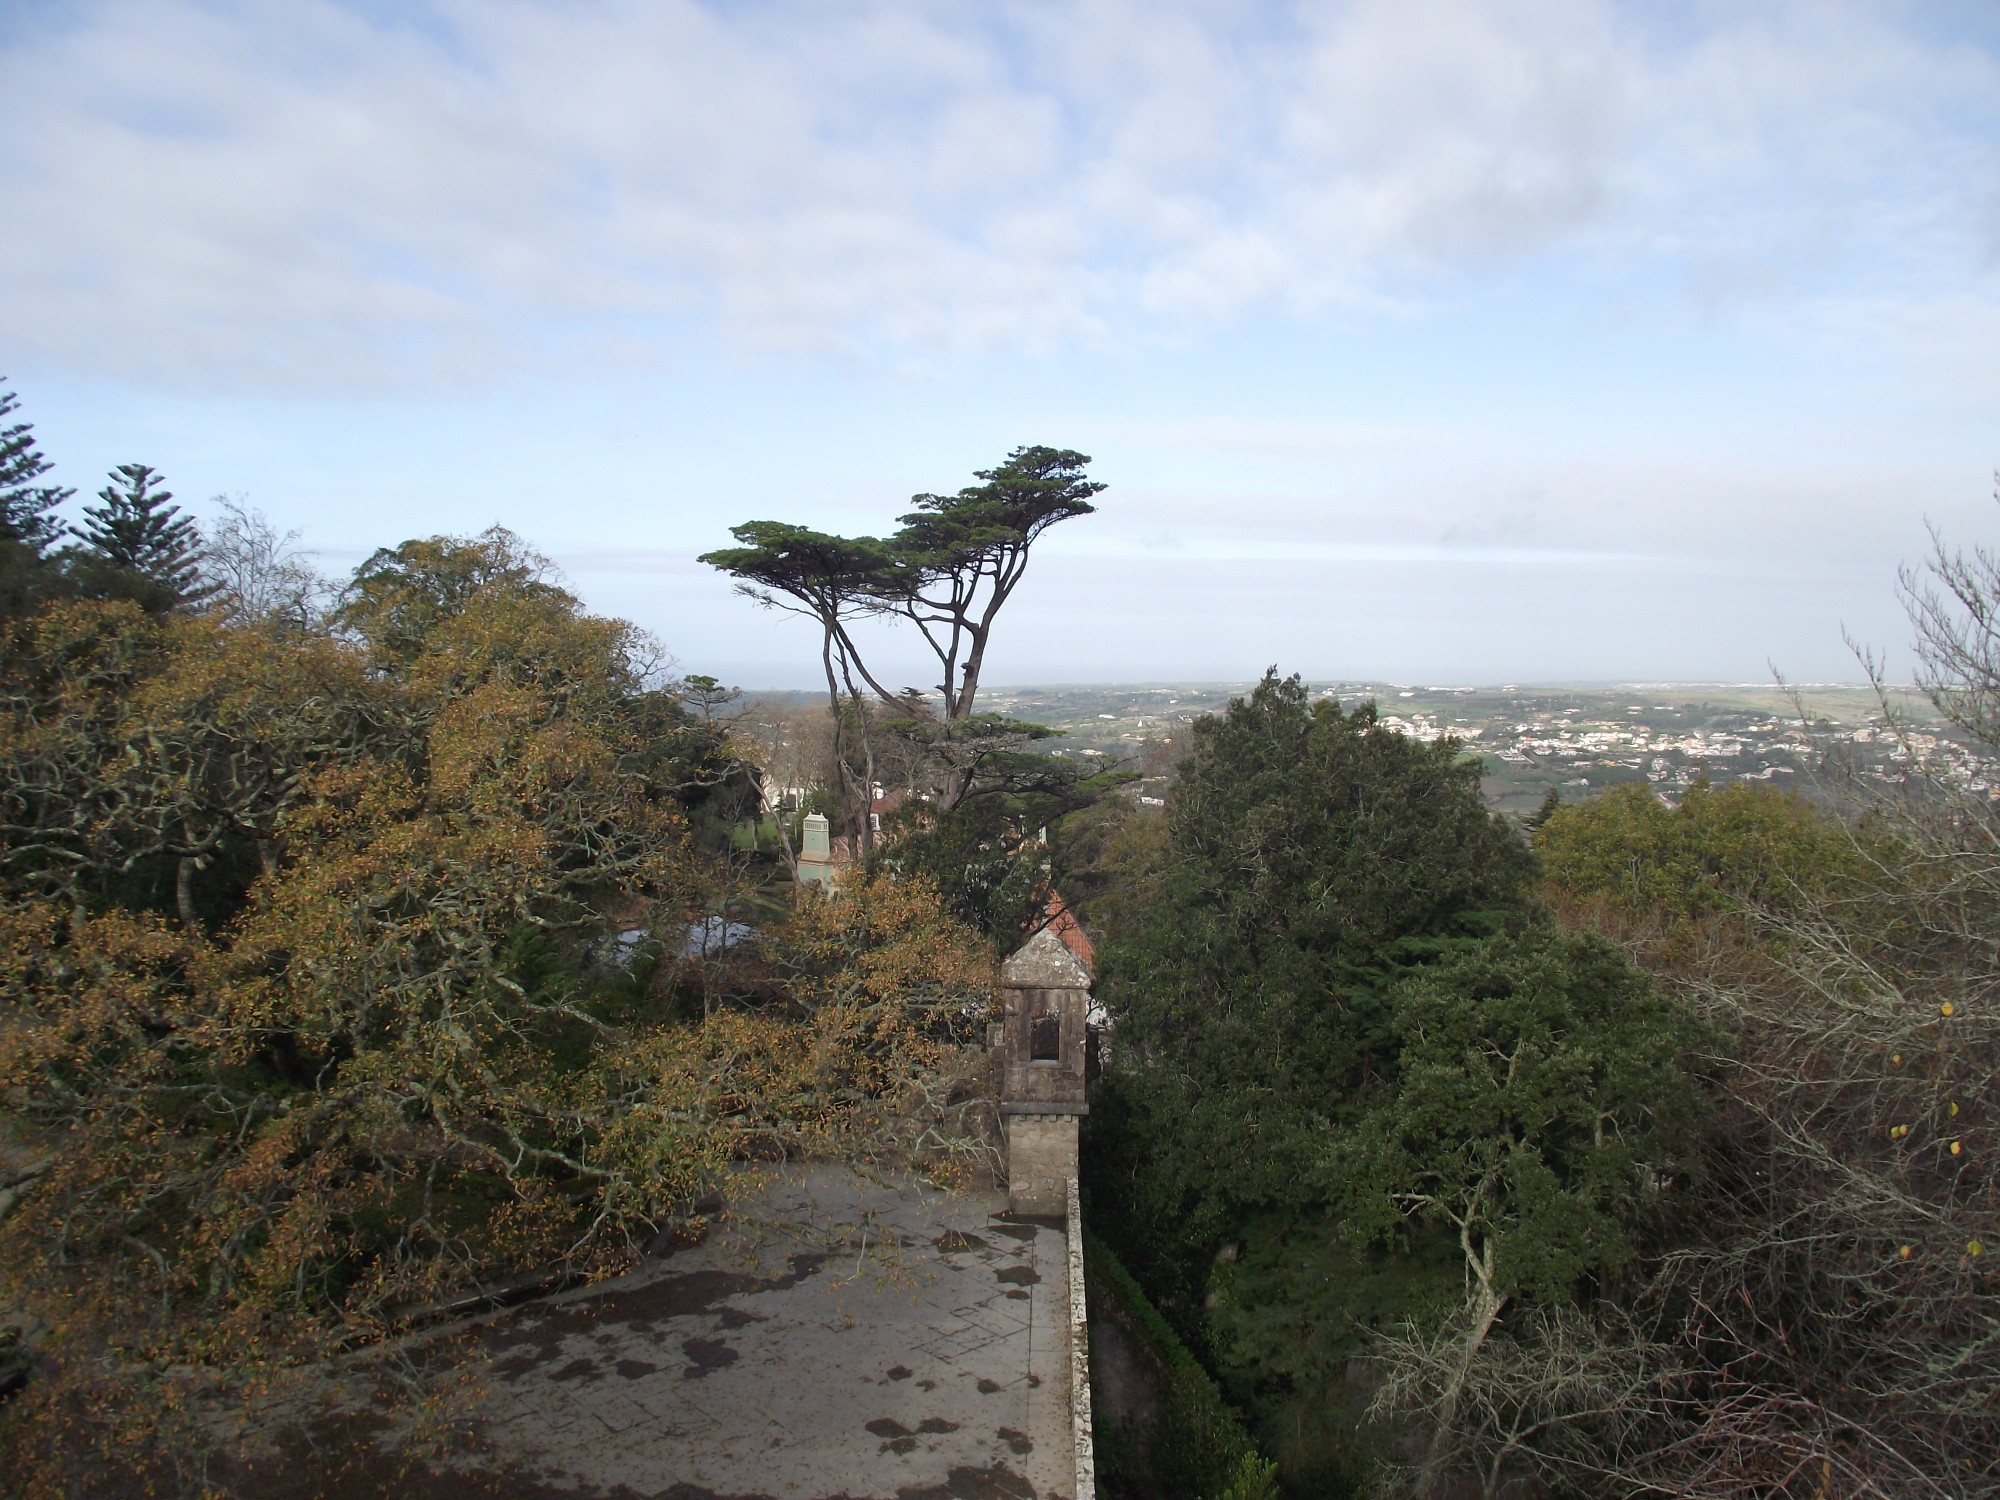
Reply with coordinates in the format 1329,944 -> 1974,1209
1029,1010 -> 1060,1061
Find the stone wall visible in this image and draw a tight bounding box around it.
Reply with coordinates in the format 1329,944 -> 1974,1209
1067,1176 -> 1096,1500
1003,1114 -> 1078,1219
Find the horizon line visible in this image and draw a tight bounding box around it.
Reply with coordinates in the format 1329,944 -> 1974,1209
720,677 -> 1903,694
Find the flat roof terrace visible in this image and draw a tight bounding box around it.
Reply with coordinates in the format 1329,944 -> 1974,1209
453,1164 -> 1075,1499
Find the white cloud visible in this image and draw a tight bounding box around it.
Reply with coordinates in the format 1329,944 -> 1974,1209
2,0 -> 1996,389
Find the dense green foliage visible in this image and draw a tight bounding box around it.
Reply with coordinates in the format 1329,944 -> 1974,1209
1333,930 -> 1712,1307
0,382 -> 73,621
1088,672 -> 1540,1306
1537,775 -> 1869,928
1204,1213 -> 1460,1489
1092,643 -> 1999,1496
0,381 -> 73,621
0,382 -> 69,557
1087,673 -> 1719,1496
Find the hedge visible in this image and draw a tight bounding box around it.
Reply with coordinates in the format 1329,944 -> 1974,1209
1084,1227 -> 1278,1500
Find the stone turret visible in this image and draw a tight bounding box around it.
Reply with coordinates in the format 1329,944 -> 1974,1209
997,924 -> 1092,1217
797,812 -> 842,888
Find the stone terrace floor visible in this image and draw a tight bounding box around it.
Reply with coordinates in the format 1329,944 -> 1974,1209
441,1164 -> 1074,1500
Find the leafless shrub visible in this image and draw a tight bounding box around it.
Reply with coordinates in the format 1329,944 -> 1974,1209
199,496 -> 332,630
1366,1304 -> 1679,1500
1626,507 -> 2000,1497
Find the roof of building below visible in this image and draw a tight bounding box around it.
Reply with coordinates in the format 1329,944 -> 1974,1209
1040,889 -> 1094,972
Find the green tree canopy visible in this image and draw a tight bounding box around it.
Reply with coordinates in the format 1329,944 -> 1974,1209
890,444 -> 1102,719
1334,930 -> 1713,1308
1,380 -> 76,619
1089,672 -> 1538,1298
1332,929 -> 1713,1490
1535,777 -> 1867,933
698,524 -> 900,848
699,449 -> 1103,846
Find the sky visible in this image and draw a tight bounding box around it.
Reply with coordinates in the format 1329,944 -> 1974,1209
5,0 -> 2000,689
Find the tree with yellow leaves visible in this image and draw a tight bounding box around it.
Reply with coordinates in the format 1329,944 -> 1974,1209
0,529 -> 997,1492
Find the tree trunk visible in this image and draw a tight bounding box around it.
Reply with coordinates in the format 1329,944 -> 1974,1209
773,807 -> 799,880
856,697 -> 877,858
938,759 -> 976,812
1418,1233 -> 1508,1497
820,627 -> 865,865
176,855 -> 200,931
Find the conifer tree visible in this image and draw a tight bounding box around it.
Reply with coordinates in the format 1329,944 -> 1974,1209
70,463 -> 212,614
0,379 -> 74,617
0,378 -> 72,555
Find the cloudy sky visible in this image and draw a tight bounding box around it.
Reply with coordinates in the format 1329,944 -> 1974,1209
5,0 -> 1999,687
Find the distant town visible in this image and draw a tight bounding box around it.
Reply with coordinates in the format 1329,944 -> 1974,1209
973,679 -> 1987,816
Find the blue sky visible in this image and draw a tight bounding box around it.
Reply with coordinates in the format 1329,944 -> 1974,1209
5,0 -> 1999,687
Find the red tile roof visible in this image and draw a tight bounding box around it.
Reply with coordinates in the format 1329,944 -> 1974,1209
1038,888 -> 1093,971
